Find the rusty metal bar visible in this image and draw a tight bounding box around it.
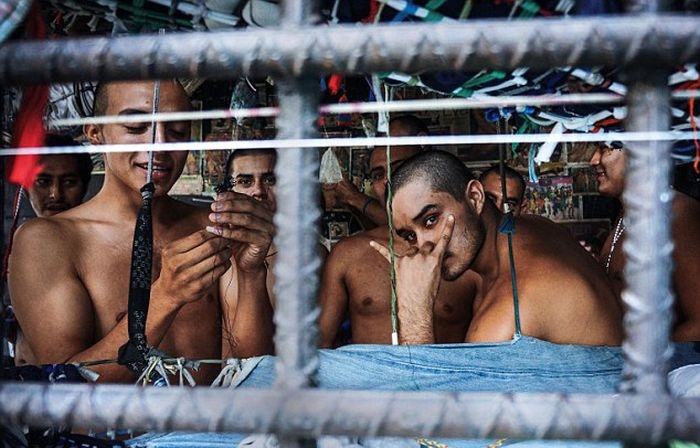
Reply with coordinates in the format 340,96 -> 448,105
617,6 -> 674,399
1,384 -> 700,444
272,4 -> 321,392
0,15 -> 698,85
273,3 -> 321,448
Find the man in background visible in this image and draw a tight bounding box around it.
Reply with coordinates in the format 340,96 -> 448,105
26,134 -> 93,218
591,140 -> 700,341
478,164 -> 526,216
324,115 -> 431,228
372,150 -> 621,346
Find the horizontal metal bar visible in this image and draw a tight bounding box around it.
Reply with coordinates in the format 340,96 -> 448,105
1,15 -> 699,85
1,383 -> 699,444
0,131 -> 696,156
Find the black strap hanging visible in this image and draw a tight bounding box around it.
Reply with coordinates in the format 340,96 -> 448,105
117,182 -> 156,374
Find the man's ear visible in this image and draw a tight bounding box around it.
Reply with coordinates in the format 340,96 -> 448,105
83,123 -> 102,145
465,179 -> 485,215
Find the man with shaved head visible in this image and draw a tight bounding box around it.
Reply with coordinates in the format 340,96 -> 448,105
9,80 -> 275,382
371,150 -> 622,346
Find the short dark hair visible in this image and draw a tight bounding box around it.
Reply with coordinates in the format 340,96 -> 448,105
44,134 -> 93,196
92,82 -> 108,117
478,164 -> 526,199
389,114 -> 429,136
392,150 -> 473,202
223,148 -> 278,176
92,80 -> 190,117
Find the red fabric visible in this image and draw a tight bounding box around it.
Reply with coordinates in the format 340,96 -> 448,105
6,0 -> 49,189
591,117 -> 622,133
327,74 -> 343,96
360,0 -> 380,24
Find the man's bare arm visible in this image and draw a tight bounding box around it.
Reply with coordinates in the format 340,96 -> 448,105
317,241 -> 352,348
9,221 -> 231,382
210,191 -> 275,358
671,193 -> 700,341
332,178 -> 388,226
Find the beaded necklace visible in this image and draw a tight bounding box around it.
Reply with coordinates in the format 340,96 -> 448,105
605,215 -> 625,273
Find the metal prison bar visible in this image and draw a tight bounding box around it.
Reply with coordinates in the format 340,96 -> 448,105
0,0 -> 692,445
0,16 -> 699,84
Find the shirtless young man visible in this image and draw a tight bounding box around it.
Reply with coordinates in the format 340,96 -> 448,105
372,150 -> 622,346
478,165 -> 526,217
591,141 -> 700,341
318,128 -> 479,347
8,80 -> 274,383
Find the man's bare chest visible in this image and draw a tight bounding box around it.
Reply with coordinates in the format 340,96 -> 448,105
75,236 -> 172,333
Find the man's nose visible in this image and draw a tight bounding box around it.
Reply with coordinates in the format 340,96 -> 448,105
590,148 -> 602,166
153,123 -> 167,143
49,181 -> 62,199
251,179 -> 267,199
414,232 -> 430,248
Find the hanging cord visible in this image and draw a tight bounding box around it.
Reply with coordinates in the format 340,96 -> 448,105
689,95 -> 700,173
497,122 -> 522,339
116,74 -> 165,382
1,188 -> 24,281
383,84 -> 399,345
386,143 -> 399,345
146,32 -> 163,184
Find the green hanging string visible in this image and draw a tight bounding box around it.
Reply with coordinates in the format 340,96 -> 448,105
512,120 -> 532,157
386,144 -> 399,345
384,86 -> 399,345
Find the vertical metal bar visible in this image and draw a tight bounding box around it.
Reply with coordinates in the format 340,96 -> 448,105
619,0 -> 673,399
275,0 -> 320,447
273,76 -> 321,390
619,71 -> 673,397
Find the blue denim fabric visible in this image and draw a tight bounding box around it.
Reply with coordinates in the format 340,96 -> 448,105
237,337 -> 623,393
125,431 -> 246,447
126,337 -> 700,448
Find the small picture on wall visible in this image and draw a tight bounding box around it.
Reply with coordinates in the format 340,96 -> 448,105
523,176 -> 581,221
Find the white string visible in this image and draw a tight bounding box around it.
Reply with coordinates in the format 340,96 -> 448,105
2,130 -> 696,157
147,77 -> 161,184
48,93 -> 629,128
46,90 -> 698,135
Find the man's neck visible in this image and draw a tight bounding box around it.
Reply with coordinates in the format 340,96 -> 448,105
468,207 -> 502,283
95,178 -> 173,220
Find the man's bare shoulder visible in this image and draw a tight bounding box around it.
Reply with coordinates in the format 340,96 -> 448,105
331,227 -> 387,253
13,214 -> 79,250
673,192 -> 700,229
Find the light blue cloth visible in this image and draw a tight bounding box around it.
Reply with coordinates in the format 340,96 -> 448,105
235,337 -> 622,392
126,337 -> 700,447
